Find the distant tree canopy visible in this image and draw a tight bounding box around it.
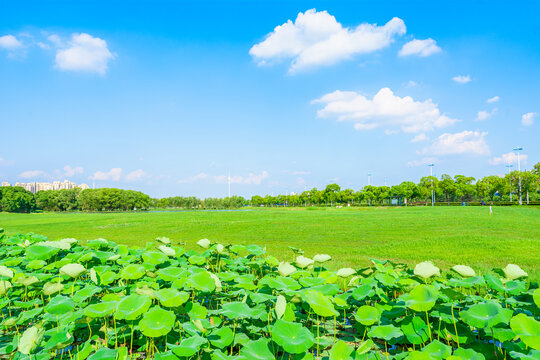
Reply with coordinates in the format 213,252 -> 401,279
0,186 -> 35,213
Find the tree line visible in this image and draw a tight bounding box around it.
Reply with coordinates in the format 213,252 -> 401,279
0,163 -> 538,212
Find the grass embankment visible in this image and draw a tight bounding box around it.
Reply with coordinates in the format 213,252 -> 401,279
1,206 -> 538,279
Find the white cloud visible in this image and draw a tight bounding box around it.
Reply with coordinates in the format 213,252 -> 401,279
487,96 -> 500,103
420,130 -> 490,156
55,33 -> 115,75
399,38 -> 441,57
19,170 -> 48,179
313,87 -> 457,133
403,80 -> 418,88
521,112 -> 536,126
411,133 -> 428,143
489,152 -> 528,166
452,75 -> 471,84
250,9 -> 406,72
61,165 -> 84,178
214,171 -> 270,185
0,35 -> 22,50
475,108 -> 498,121
90,168 -> 123,181
406,157 -> 438,167
125,169 -> 147,181
177,173 -> 209,184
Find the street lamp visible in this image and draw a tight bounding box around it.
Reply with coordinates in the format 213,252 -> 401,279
505,164 -> 513,202
427,164 -> 435,206
513,147 -> 523,205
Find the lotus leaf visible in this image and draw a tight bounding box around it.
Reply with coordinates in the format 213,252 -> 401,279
45,295 -> 75,315
329,340 -> 354,360
303,289 -> 338,317
155,288 -> 189,307
59,263 -> 86,278
503,264 -> 528,280
208,327 -> 234,349
142,251 -> 169,265
138,306 -> 175,337
336,268 -> 356,278
406,284 -> 438,312
0,265 -> 13,278
88,348 -> 117,360
221,301 -> 253,319
172,335 -> 208,357
414,262 -> 440,279
83,301 -> 117,318
313,254 -> 332,263
278,262 -> 297,276
44,329 -> 73,350
510,313 -> 540,350
115,294 -> 152,320
158,245 -> 175,257
188,255 -> 206,265
43,281 -> 64,296
271,319 -> 315,354
26,245 -> 60,261
0,280 -> 12,295
187,270 -> 216,292
367,324 -> 403,341
16,275 -> 39,287
534,288 -> 540,308
157,267 -> 186,282
18,325 -> 44,355
453,348 -> 485,360
197,238 -> 211,248
120,264 -> 146,280
452,265 -> 476,278
354,305 -> 381,326
296,256 -> 314,269
275,294 -> 286,319
460,302 -> 513,329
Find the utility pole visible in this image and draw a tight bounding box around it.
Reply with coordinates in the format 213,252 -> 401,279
513,147 -> 523,205
428,164 -> 435,206
505,164 -> 513,202
367,173 -> 371,186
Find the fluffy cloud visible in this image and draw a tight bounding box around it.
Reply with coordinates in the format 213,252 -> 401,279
61,165 -> 84,178
489,152 -> 528,166
399,38 -> 441,57
420,131 -> 490,156
125,169 -> 147,181
406,157 -> 438,167
19,170 -> 48,179
0,35 -> 22,50
90,168 -> 123,181
475,108 -> 498,121
521,112 -> 536,126
177,173 -> 209,184
214,171 -> 270,185
411,133 -> 428,143
55,33 -> 115,75
312,87 -> 457,133
17,165 -> 84,180
250,9 -> 406,72
487,96 -> 500,103
452,75 -> 471,84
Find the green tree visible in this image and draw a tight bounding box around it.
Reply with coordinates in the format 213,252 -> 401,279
439,174 -> 455,204
454,175 -> 476,203
0,186 -> 35,213
476,175 -> 505,204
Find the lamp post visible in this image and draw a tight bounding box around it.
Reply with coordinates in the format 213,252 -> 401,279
367,173 -> 371,186
505,164 -> 513,202
513,147 -> 523,205
428,164 -> 435,206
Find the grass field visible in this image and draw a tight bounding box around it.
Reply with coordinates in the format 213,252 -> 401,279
0,206 -> 539,280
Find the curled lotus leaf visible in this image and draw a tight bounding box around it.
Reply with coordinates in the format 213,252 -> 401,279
15,275 -> 39,287
295,256 -> 314,269
172,335 -> 208,358
216,244 -> 224,254
135,285 -> 155,298
313,254 -> 332,263
121,264 -> 146,280
414,261 -> 440,279
503,264 -> 528,280
208,326 -> 234,349
510,313 -> 540,350
186,270 -> 215,292
239,338 -> 274,360
0,265 -> 14,278
367,324 -> 403,341
155,288 -> 189,308
27,260 -> 47,270
158,245 -> 175,257
452,265 -> 476,278
18,325 -> 45,355
278,262 -> 297,276
336,268 -> 356,278
156,237 -> 171,244
303,289 -> 338,317
271,319 -> 315,354
115,294 -> 152,321
0,280 -> 12,295
45,295 -> 76,315
59,263 -> 86,278
275,295 -> 287,319
43,281 -> 64,296
329,340 -> 353,360
138,306 -> 176,337
209,272 -> 222,292
197,238 -> 211,249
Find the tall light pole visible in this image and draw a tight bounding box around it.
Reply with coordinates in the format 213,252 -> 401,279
505,164 -> 513,202
513,147 -> 523,205
428,164 -> 435,206
367,173 -> 372,186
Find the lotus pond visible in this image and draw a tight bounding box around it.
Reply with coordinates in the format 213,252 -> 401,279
0,228 -> 538,360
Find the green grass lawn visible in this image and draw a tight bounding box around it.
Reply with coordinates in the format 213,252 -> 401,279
1,206 -> 539,280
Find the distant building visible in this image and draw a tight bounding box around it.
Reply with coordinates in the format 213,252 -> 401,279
1,180 -> 85,193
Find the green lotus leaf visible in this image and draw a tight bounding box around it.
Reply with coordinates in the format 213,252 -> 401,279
99,270 -> 120,285
59,263 -> 86,278
43,281 -> 64,296
0,265 -> 13,278
135,285 -> 155,298
460,302 -> 513,329
313,254 -> 332,263
484,273 -> 505,292
452,265 -> 476,278
237,338 -> 274,360
355,339 -> 375,355
18,325 -> 45,355
354,305 -> 381,326
154,351 -> 178,360
88,348 -> 117,360
25,245 -> 60,261
188,255 -> 206,265
157,267 -> 187,282
221,301 -> 253,319
120,264 -> 146,280
197,238 -> 211,248
186,270 -> 215,292
26,260 -> 47,270
186,302 -> 208,320
45,295 -> 76,315
336,268 -> 356,278
156,237 -> 171,244
209,272 -> 222,292
453,347 -> 485,360
329,340 -> 353,360
509,350 -> 540,360
295,256 -> 314,269
414,261 -> 440,279
503,264 -> 528,280
44,329 -> 73,350
72,284 -> 102,303
504,280 -> 527,295
278,262 -> 297,276
275,295 -> 287,319
172,335 -> 208,357
158,245 -> 175,257
271,319 -> 314,354
351,284 -> 375,301
510,313 -> 540,349
406,351 -> 433,360
115,294 -> 152,321
208,326 -> 234,349
422,340 -> 451,359
0,280 -> 12,295
155,288 -> 189,307
533,288 -> 540,308
367,324 -> 403,341
15,275 -> 39,287
139,306 -> 176,337
401,315 -> 430,344
303,289 -> 338,317
406,284 -> 438,312
83,301 -> 117,318
142,251 -> 169,266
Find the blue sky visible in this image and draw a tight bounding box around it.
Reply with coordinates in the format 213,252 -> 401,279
1,1 -> 539,198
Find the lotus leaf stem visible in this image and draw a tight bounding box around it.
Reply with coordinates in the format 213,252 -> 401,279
451,304 -> 460,348
425,311 -> 432,342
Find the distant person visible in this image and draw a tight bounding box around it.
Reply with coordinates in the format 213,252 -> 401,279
481,200 -> 486,206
